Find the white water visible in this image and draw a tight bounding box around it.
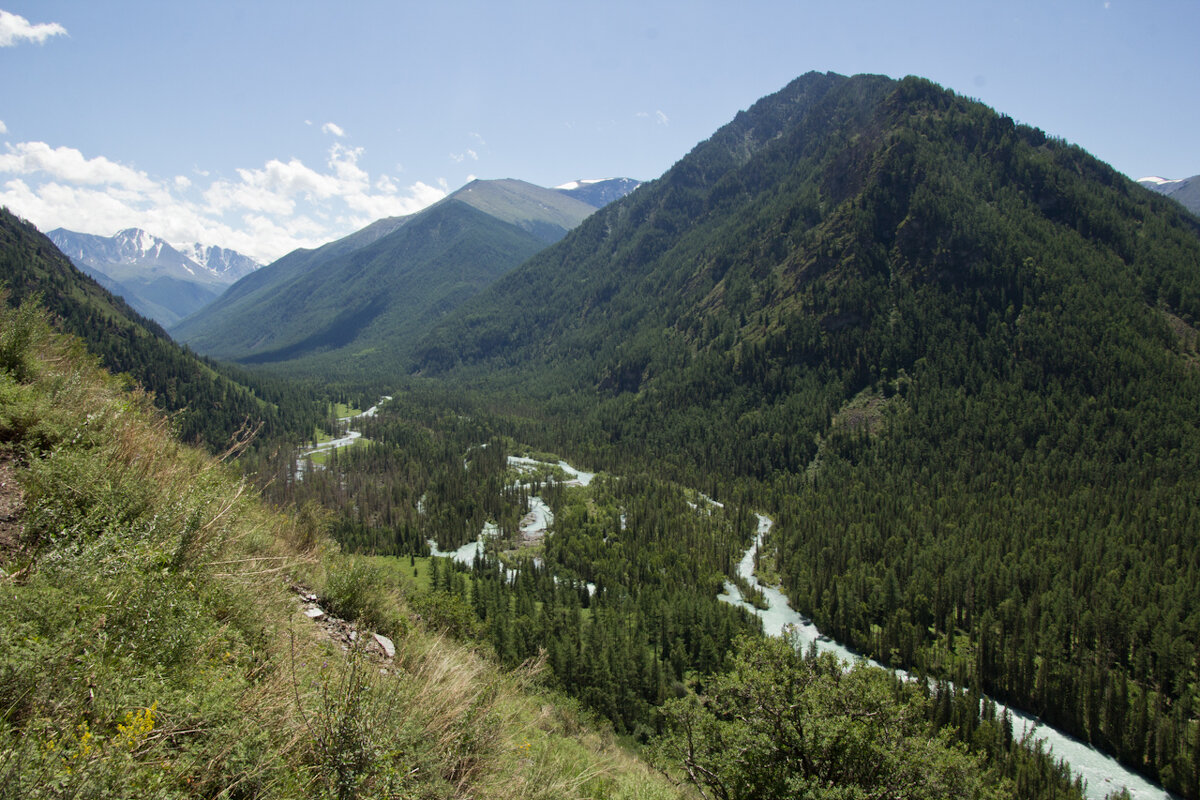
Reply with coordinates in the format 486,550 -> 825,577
426,455 -> 595,595
719,516 -> 1176,800
508,455 -> 595,486
413,443 -> 1172,797
296,397 -> 392,477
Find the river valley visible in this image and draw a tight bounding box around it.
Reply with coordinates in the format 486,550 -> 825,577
306,402 -> 1175,799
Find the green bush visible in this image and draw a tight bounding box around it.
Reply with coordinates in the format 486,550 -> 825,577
0,296 -> 44,384
322,558 -> 398,636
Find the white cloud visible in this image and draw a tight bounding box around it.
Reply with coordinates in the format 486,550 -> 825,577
0,10 -> 67,46
322,121 -> 346,137
636,110 -> 670,126
0,120 -> 6,134
0,138 -> 447,262
0,141 -> 156,190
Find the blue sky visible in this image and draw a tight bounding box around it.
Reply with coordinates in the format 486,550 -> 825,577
1,0 -> 1197,262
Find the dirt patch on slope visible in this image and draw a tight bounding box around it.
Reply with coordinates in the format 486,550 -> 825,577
0,452 -> 25,564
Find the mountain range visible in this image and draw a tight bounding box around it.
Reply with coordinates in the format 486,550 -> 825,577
171,178 -> 612,372
6,69 -> 1200,798
46,227 -> 260,327
1138,174 -> 1200,215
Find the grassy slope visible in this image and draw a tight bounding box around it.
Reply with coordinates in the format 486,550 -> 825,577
0,300 -> 682,799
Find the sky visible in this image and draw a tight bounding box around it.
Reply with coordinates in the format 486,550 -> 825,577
1,0 -> 1197,264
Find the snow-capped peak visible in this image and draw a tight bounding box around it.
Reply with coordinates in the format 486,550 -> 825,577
1137,176 -> 1182,187
173,241 -> 261,281
554,178 -> 613,190
109,228 -> 190,272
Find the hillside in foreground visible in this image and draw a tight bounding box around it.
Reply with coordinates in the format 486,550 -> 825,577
0,295 -> 685,799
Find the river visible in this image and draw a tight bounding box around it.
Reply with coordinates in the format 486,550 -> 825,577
309,416 -> 1174,800
719,515 -> 1177,800
295,397 -> 391,477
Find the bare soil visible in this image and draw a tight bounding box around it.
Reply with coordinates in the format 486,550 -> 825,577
0,452 -> 25,564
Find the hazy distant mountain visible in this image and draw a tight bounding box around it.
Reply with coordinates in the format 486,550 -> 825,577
172,178 -> 596,369
46,227 -> 260,327
1138,174 -> 1200,215
554,177 -> 641,207
175,242 -> 261,282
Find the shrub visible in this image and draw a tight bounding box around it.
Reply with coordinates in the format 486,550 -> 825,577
322,558 -> 398,636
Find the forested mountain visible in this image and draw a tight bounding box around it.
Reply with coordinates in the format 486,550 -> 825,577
410,71 -> 1200,795
173,179 -> 596,375
1139,174 -> 1200,215
0,208 -> 318,450
47,227 -> 259,326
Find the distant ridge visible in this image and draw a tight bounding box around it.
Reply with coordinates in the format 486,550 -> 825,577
554,177 -> 641,207
173,178 -> 597,371
1138,173 -> 1200,215
47,227 -> 260,326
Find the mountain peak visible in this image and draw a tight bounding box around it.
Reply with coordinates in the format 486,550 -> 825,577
1139,173 -> 1200,215
553,177 -> 641,208
45,226 -> 261,327
112,227 -> 173,264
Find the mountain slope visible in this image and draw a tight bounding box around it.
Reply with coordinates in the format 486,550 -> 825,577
1,209 -> 313,449
173,179 -> 596,372
0,298 -> 685,800
1139,173 -> 1200,215
412,72 -> 1200,796
46,227 -> 260,326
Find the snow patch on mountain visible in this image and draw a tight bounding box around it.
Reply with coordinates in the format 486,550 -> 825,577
1137,176 -> 1181,187
554,178 -> 612,190
175,241 -> 261,281
553,177 -> 641,208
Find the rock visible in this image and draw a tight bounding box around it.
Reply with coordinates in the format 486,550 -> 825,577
372,632 -> 396,659
304,606 -> 325,619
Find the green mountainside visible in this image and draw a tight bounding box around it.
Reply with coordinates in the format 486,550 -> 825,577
172,179 -> 595,376
211,214 -> 414,313
0,208 -> 318,450
410,72 -> 1200,795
